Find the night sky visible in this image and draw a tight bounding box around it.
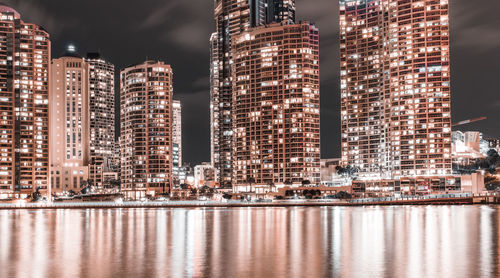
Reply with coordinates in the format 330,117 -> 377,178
5,0 -> 500,165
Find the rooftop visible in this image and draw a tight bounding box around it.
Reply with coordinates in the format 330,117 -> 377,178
0,3 -> 20,19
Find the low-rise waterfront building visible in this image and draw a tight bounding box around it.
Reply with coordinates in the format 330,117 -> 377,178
452,131 -> 492,171
351,174 -> 485,198
485,138 -> 500,152
194,163 -> 216,188
320,159 -> 342,187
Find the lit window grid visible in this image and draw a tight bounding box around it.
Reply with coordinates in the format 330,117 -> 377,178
210,0 -> 252,185
86,58 -> 116,188
0,11 -> 50,194
49,57 -> 91,193
120,61 -> 173,195
232,22 -> 321,186
340,0 -> 452,178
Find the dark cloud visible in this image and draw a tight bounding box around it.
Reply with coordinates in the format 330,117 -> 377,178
4,0 -> 500,164
139,2 -> 180,29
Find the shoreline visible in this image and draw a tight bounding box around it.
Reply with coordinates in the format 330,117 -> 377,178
1,196 -> 495,210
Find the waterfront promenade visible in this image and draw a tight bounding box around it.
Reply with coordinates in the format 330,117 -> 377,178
1,193 -> 499,209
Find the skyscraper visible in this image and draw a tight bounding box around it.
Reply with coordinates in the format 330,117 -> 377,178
250,0 -> 296,26
210,0 -> 297,187
339,0 -> 452,178
120,61 -> 173,198
86,53 -> 116,189
268,0 -> 296,23
50,51 -> 90,193
172,99 -> 182,185
0,5 -> 50,198
232,22 -> 321,186
210,0 -> 251,187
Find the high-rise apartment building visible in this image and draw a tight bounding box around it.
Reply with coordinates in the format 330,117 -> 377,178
50,52 -> 90,193
0,5 -> 50,198
232,22 -> 321,186
172,99 -> 182,185
86,53 -> 116,189
339,0 -> 452,178
210,0 -> 251,187
250,0 -> 296,27
210,0 -> 297,187
120,61 -> 173,198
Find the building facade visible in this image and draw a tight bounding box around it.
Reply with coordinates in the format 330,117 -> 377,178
210,0 -> 297,187
120,61 -> 173,198
210,0 -> 251,187
50,54 -> 90,193
172,100 -> 182,186
0,5 -> 51,198
485,138 -> 500,152
232,22 -> 321,187
86,53 -> 116,189
194,162 -> 216,187
250,0 -> 296,27
340,0 -> 452,178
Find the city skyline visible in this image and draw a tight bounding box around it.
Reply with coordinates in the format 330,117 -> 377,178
1,0 -> 499,168
1,2 -> 500,277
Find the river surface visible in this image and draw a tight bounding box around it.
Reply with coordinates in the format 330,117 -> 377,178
0,206 -> 498,278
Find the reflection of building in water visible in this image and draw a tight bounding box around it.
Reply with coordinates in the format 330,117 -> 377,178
0,207 -> 496,277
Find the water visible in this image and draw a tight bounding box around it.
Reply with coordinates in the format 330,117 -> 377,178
0,206 -> 498,278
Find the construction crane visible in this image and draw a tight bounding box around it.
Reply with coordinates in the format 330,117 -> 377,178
452,117 -> 487,127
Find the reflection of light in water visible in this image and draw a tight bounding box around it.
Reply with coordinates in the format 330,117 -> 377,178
480,206 -> 493,277
32,210 -> 48,278
154,209 -> 167,276
0,211 -> 11,277
0,206 -> 498,277
423,206 -> 440,277
331,207 -> 342,274
289,207 -> 302,276
171,209 -> 187,277
407,206 -> 424,278
349,207 -> 388,277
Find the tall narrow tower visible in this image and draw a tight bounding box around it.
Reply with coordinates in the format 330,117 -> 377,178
210,0 -> 251,187
172,100 -> 182,185
86,53 -> 116,189
339,0 -> 452,178
0,5 -> 50,197
50,50 -> 90,193
120,61 -> 173,199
